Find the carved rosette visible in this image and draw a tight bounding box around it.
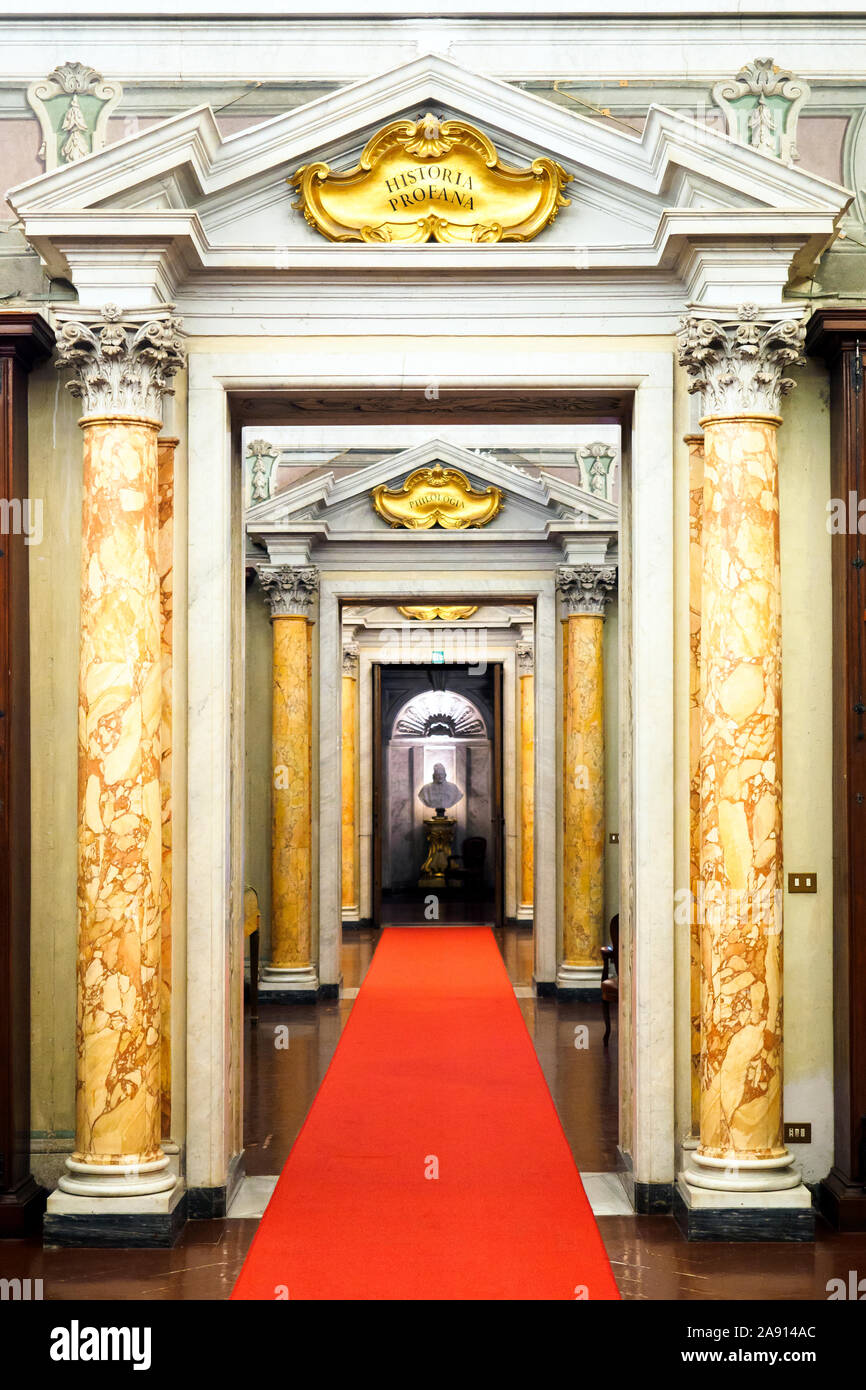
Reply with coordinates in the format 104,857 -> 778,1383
342,642 -> 360,678
54,304 -> 186,422
557,564 -> 617,617
677,304 -> 807,419
258,565 -> 320,618
516,641 -> 534,676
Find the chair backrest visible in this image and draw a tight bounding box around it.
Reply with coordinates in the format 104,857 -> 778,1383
609,914 -> 619,971
463,836 -> 487,870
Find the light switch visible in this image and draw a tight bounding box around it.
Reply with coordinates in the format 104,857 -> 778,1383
787,873 -> 817,894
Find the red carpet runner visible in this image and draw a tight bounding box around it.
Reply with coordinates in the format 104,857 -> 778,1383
232,926 -> 620,1300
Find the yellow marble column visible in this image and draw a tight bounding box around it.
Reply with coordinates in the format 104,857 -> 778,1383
556,564 -> 616,992
157,434 -> 177,1141
52,305 -> 185,1201
679,304 -> 808,1200
341,642 -> 359,918
257,564 -> 319,995
517,642 -> 534,914
686,432 -> 705,1135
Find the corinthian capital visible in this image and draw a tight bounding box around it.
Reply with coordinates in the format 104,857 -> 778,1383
54,303 -> 186,420
677,303 -> 807,417
257,564 -> 319,618
557,564 -> 617,616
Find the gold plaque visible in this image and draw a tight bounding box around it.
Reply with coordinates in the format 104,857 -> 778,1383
291,113 -> 570,244
373,464 -> 503,530
397,605 -> 479,621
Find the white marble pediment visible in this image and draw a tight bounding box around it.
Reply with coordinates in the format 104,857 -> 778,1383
245,437 -> 618,547
7,53 -> 851,311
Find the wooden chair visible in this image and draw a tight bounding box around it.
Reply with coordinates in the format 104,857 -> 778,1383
244,886 -> 260,1025
601,913 -> 619,1046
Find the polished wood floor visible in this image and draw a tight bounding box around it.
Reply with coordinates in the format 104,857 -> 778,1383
5,924 -> 866,1300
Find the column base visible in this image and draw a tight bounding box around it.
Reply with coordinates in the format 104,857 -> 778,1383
555,963 -> 602,999
817,1167 -> 866,1232
0,1176 -> 47,1237
259,963 -> 320,1002
44,1182 -> 187,1249
674,1173 -> 814,1242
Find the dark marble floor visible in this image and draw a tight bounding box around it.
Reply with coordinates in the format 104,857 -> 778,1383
5,923 -> 866,1300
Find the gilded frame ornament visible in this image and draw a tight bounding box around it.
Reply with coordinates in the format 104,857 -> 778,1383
291,113 -> 570,244
372,464 -> 503,529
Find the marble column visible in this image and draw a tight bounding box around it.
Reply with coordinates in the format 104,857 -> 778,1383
677,303 -> 812,1230
517,641 -> 534,917
341,642 -> 359,920
556,564 -> 616,994
257,565 -> 319,997
686,432 -> 705,1136
47,305 -> 186,1233
157,434 -> 177,1141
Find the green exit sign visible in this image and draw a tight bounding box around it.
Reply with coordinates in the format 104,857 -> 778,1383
432,650 -> 445,664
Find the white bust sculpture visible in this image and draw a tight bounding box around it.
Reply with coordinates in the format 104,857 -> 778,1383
418,762 -> 463,815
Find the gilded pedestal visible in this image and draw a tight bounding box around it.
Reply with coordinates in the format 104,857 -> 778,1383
418,815 -> 457,889
257,565 -> 319,997
556,564 -> 615,994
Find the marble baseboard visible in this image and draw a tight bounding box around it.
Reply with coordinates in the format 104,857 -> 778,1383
44,1188 -> 187,1249
226,1175 -> 279,1219
619,1169 -> 673,1214
534,978 -> 557,997
555,985 -> 602,1001
580,1172 -> 634,1216
674,1177 -> 816,1242
188,1151 -> 245,1219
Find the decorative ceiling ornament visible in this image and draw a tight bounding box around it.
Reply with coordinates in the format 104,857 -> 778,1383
372,464 -> 503,530
27,61 -> 122,171
712,58 -> 810,166
677,303 -> 807,417
290,112 -> 570,244
397,605 -> 479,621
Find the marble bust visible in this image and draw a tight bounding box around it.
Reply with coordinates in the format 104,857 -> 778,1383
418,762 -> 463,816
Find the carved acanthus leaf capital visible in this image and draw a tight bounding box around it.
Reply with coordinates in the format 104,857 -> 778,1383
516,641 -> 534,675
557,564 -> 617,616
342,642 -> 360,677
677,304 -> 807,418
54,304 -> 186,421
257,564 -> 319,618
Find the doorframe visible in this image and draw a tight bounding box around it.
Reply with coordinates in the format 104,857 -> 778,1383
186,343 -> 675,1203
369,659 -> 506,929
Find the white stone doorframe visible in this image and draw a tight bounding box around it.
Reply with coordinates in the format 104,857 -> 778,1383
186,346 -> 674,1203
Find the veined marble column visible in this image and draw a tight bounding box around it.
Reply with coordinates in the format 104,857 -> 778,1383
686,432 -> 705,1135
517,641 -> 534,917
48,306 -> 185,1231
257,565 -> 319,997
341,642 -> 359,920
556,564 -> 616,994
677,304 -> 812,1232
157,434 -> 177,1141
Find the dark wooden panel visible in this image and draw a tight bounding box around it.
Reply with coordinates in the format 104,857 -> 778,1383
806,309 -> 866,1230
0,312 -> 52,1235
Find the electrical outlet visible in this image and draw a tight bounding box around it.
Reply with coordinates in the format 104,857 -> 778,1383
788,873 -> 817,894
783,1122 -> 812,1143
